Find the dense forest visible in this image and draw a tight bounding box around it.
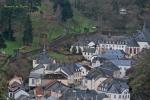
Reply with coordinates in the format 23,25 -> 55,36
0,0 -> 150,100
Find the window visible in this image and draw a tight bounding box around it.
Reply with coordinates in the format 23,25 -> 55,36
120,72 -> 122,75
125,95 -> 127,99
134,48 -> 136,54
114,95 -> 116,98
128,95 -> 130,98
130,48 -> 132,54
124,68 -> 127,71
85,80 -> 87,83
9,92 -> 14,98
119,95 -> 121,99
32,79 -> 35,84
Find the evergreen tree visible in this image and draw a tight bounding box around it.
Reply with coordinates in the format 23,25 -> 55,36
112,0 -> 119,14
0,34 -> 6,49
52,0 -> 73,21
61,0 -> 73,21
22,15 -> 33,45
1,8 -> 15,41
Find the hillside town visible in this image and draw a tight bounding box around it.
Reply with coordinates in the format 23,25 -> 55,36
6,24 -> 150,100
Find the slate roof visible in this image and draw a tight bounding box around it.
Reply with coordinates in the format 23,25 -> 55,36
82,65 -> 92,70
111,60 -> 131,66
34,50 -> 53,64
134,31 -> 147,42
61,89 -> 108,100
126,38 -> 139,47
83,47 -> 96,53
85,62 -> 119,80
60,63 -> 76,75
32,64 -> 45,71
85,69 -> 107,80
134,23 -> 150,43
91,56 -> 106,63
46,63 -> 60,71
16,95 -> 29,100
29,73 -> 41,78
102,50 -> 126,59
100,61 -> 120,71
46,96 -> 57,100
43,73 -> 67,79
73,32 -> 143,48
97,35 -> 128,45
44,81 -> 69,93
98,78 -> 129,94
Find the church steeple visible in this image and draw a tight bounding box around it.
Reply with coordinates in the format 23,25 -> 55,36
43,41 -> 46,52
142,21 -> 147,32
40,33 -> 48,52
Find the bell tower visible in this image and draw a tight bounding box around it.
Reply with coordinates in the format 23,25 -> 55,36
39,33 -> 48,50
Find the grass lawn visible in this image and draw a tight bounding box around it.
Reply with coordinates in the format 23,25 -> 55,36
64,11 -> 96,34
49,51 -> 84,63
49,51 -> 68,63
3,41 -> 21,55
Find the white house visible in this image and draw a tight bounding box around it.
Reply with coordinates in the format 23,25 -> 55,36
91,56 -> 106,68
82,47 -> 97,60
97,78 -> 130,100
14,89 -> 30,100
29,73 -> 42,87
134,30 -> 150,51
82,61 -> 120,90
75,63 -> 91,76
8,76 -> 23,99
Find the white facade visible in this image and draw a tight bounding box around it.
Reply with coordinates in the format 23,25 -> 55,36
79,66 -> 90,76
82,77 -> 107,90
97,43 -> 127,52
14,90 -> 29,99
100,89 -> 130,100
82,51 -> 96,60
91,60 -> 103,68
29,78 -> 42,87
137,41 -> 150,51
118,65 -> 131,78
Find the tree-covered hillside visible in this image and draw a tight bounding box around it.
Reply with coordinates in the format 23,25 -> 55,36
70,0 -> 150,33
1,0 -> 150,55
0,0 -> 95,55
128,49 -> 150,100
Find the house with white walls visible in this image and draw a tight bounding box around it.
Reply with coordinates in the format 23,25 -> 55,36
82,62 -> 120,90
97,78 -> 130,100
71,25 -> 150,59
